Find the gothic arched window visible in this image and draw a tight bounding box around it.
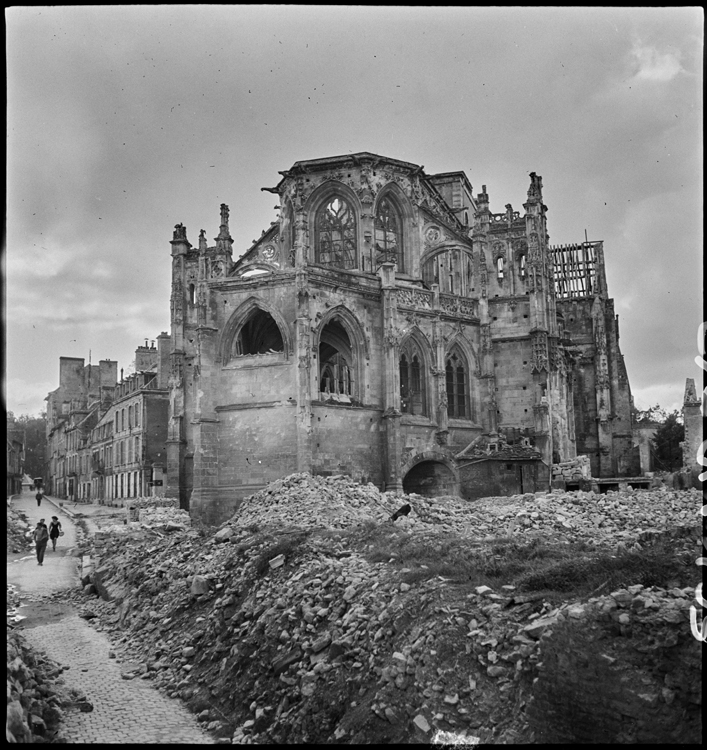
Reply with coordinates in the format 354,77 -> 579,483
319,318 -> 357,402
446,350 -> 467,419
233,308 -> 284,356
400,342 -> 427,415
496,257 -> 504,279
315,197 -> 357,269
519,254 -> 526,279
375,197 -> 404,272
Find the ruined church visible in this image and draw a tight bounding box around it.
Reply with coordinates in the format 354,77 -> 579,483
165,152 -> 636,524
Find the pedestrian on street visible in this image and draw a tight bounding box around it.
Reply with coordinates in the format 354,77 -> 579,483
35,491 -> 43,507
48,516 -> 63,551
33,519 -> 49,565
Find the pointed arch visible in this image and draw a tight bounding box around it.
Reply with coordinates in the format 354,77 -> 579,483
444,337 -> 479,421
399,327 -> 433,416
420,245 -> 474,295
315,305 -> 368,403
306,181 -> 362,270
374,182 -> 415,274
219,296 -> 292,364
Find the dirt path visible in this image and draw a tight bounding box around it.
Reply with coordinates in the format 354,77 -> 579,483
7,490 -> 214,744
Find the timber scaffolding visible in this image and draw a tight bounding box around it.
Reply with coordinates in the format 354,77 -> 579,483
550,241 -> 606,299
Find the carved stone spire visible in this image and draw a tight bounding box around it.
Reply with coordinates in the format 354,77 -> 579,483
216,203 -> 232,242
526,172 -> 543,203
214,203 -> 233,261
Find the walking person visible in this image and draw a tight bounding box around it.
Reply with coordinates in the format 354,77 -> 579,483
36,491 -> 43,507
48,516 -> 63,551
33,519 -> 49,565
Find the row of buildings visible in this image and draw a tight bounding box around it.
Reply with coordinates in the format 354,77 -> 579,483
6,417 -> 25,497
44,338 -> 170,503
41,151 -> 701,521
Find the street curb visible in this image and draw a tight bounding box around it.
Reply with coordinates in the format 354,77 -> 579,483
42,496 -> 79,520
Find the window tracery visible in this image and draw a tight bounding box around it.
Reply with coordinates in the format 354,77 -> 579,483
399,341 -> 427,416
445,350 -> 468,419
375,197 -> 404,272
315,196 -> 357,269
319,318 -> 357,402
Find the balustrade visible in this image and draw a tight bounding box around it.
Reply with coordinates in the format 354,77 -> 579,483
396,288 -> 478,318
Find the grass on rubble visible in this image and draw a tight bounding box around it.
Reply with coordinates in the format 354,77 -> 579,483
253,529 -> 311,576
357,522 -> 695,599
515,536 -> 695,595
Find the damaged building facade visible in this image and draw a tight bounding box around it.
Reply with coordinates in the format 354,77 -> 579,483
165,152 -> 637,524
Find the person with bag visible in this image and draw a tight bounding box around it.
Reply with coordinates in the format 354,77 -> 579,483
48,516 -> 63,551
33,519 -> 49,565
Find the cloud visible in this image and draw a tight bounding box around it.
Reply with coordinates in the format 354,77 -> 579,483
631,43 -> 683,82
631,383 -> 687,414
3,377 -> 56,417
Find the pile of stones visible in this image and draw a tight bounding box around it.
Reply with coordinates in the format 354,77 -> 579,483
70,474 -> 701,744
551,455 -> 591,482
6,503 -> 33,554
6,630 -> 77,742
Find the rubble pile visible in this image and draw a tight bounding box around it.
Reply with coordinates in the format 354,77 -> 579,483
130,496 -> 179,510
6,630 -> 77,742
233,473 -> 402,529
526,584 -> 701,743
466,487 -> 700,550
6,504 -> 33,554
71,474 -> 701,744
551,455 -> 591,482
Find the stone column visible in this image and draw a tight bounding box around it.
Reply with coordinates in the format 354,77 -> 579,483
380,263 -> 403,492
294,270 -> 313,473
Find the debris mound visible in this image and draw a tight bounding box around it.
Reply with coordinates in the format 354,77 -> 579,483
71,475 -> 702,744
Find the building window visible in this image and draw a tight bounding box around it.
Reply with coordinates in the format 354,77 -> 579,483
233,308 -> 284,356
127,405 -> 132,430
121,409 -> 125,431
520,254 -> 526,279
497,256 -> 504,279
422,250 -> 464,294
399,343 -> 427,416
315,196 -> 357,269
446,351 -> 467,419
318,318 -> 357,402
375,197 -> 403,272
134,404 -> 140,427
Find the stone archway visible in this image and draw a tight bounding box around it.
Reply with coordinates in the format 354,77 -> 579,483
402,459 -> 457,497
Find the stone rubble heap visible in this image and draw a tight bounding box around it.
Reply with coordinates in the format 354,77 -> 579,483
551,455 -> 592,482
69,474 -> 701,744
6,503 -> 33,554
6,629 -> 83,743
69,474 -> 701,745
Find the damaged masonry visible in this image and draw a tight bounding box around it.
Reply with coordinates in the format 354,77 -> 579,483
165,152 -> 637,524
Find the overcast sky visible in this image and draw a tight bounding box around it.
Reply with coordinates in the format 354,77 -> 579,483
5,6 -> 703,418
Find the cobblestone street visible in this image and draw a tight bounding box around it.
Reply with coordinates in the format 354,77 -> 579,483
20,614 -> 213,744
8,490 -> 214,744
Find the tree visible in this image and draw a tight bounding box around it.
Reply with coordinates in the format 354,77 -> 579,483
650,411 -> 684,472
15,413 -> 47,480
